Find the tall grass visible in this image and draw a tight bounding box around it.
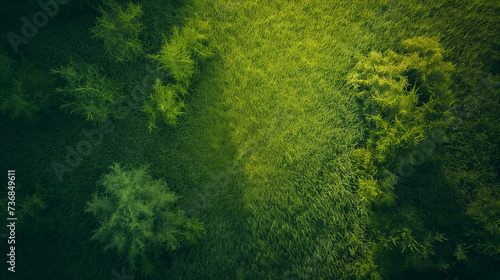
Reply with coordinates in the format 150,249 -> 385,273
1,0 -> 499,279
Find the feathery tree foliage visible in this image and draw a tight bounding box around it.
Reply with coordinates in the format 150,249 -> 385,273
348,37 -> 457,277
85,163 -> 205,276
149,18 -> 212,87
0,182 -> 48,229
143,79 -> 186,130
91,1 -> 144,63
348,36 -> 455,206
144,18 -> 212,130
51,61 -> 122,121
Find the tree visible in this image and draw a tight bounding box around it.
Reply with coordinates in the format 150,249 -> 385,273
91,1 -> 144,63
142,79 -> 186,131
85,163 -> 205,276
51,61 -> 122,122
348,36 -> 455,205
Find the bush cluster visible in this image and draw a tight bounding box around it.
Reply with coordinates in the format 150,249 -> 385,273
347,37 -> 456,276
348,36 -> 455,205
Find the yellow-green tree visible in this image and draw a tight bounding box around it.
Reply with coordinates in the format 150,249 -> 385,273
348,37 -> 456,277
145,18 -> 212,130
348,36 -> 454,205
142,79 -> 186,131
0,49 -> 56,121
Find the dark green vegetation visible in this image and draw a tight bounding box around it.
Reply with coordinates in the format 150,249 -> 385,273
0,0 -> 499,279
0,47 -> 57,121
91,1 -> 145,63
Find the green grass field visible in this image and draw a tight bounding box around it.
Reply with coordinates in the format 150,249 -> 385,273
1,0 -> 499,279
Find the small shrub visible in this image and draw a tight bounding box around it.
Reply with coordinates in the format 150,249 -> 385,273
91,1 -> 144,63
0,48 -> 15,85
0,182 -> 47,227
0,50 -> 57,121
348,36 -> 455,205
143,79 -> 186,131
175,17 -> 213,60
144,18 -> 212,130
150,32 -> 196,87
1,79 -> 40,121
51,61 -> 122,121
85,163 -> 205,276
148,18 -> 212,87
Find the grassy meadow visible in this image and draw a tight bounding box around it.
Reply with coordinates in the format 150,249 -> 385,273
0,0 -> 499,279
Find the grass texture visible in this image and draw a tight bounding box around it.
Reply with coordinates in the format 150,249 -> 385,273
0,0 -> 499,279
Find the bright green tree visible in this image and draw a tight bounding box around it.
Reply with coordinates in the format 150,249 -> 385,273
148,18 -> 212,87
85,163 -> 205,276
144,18 -> 212,130
143,79 -> 186,131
